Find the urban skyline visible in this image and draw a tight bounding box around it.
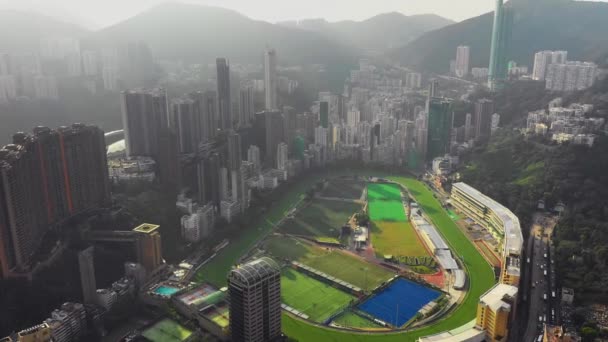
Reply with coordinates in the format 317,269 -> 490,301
1,1 -> 606,341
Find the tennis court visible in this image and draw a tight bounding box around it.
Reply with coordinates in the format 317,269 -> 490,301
358,278 -> 440,327
281,268 -> 355,323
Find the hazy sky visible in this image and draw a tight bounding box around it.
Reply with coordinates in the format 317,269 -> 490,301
0,0 -> 497,29
1,0 -> 605,30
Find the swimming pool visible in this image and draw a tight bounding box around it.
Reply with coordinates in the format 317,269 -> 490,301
154,285 -> 180,296
358,278 -> 440,327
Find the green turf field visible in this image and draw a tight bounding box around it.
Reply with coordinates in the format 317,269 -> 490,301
279,199 -> 360,239
282,175 -> 495,342
282,268 -> 355,323
192,169 -> 495,341
194,176 -> 320,286
322,181 -> 366,199
367,183 -> 402,201
371,221 -> 429,258
367,183 -> 407,222
332,311 -> 383,329
368,201 -> 407,221
141,319 -> 193,342
265,236 -> 394,290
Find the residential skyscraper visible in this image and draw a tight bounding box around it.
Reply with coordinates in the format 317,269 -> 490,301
198,152 -> 221,206
247,145 -> 262,174
0,53 -> 10,75
192,90 -> 218,142
546,61 -> 597,92
82,50 -> 99,76
277,142 -> 288,171
455,45 -> 471,78
78,246 -> 97,304
121,88 -> 168,157
347,110 -> 361,127
239,85 -> 255,127
228,257 -> 281,342
319,101 -> 329,128
34,76 -> 58,99
552,50 -> 568,64
264,49 -> 278,110
216,58 -> 232,130
532,50 -> 569,81
405,72 -> 422,89
228,131 -> 242,172
474,99 -> 495,140
464,113 -> 473,141
133,223 -> 163,273
170,98 -> 199,154
0,75 -> 17,103
488,0 -> 513,91
426,98 -> 452,160
102,67 -> 118,91
263,111 -> 285,168
0,125 -> 110,278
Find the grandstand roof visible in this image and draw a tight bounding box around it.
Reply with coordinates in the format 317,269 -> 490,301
453,270 -> 466,289
452,183 -> 523,258
414,217 -> 449,250
435,249 -> 459,270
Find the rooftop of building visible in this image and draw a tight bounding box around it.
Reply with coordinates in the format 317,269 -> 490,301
174,283 -> 221,308
133,223 -> 160,234
479,283 -> 518,312
229,257 -> 280,285
544,325 -> 565,342
452,182 -> 523,258
123,87 -> 165,96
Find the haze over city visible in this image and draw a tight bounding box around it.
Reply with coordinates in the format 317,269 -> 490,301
1,0 -> 608,341
0,0 -> 541,28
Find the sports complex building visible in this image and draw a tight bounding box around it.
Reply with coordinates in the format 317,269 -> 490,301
450,182 -> 523,287
444,182 -> 523,342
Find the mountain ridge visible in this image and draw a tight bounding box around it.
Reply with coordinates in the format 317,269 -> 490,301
390,0 -> 608,72
279,12 -> 454,51
0,10 -> 88,52
89,2 -> 357,67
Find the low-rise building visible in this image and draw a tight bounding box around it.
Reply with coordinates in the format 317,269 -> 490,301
476,284 -> 518,342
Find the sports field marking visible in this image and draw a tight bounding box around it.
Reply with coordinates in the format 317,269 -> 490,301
266,236 -> 394,290
371,221 -> 429,258
332,311 -> 383,329
281,268 -> 355,322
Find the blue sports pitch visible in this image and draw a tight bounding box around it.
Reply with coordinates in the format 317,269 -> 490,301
358,278 -> 440,327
